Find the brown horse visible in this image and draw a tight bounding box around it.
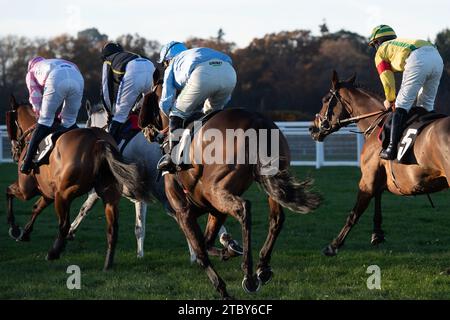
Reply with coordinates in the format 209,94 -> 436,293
5,96 -> 148,270
139,82 -> 321,299
310,71 -> 450,256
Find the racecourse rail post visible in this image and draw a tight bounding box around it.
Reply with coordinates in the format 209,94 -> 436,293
315,141 -> 324,169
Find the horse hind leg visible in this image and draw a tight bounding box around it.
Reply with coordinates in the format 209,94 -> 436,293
206,189 -> 260,293
256,196 -> 285,286
47,192 -> 72,261
133,200 -> 147,258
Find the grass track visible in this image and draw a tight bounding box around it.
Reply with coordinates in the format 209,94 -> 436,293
0,164 -> 449,299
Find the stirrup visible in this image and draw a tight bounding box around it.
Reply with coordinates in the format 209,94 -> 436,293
157,154 -> 177,173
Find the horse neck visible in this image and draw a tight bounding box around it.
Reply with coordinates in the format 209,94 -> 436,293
17,106 -> 37,132
342,88 -> 385,133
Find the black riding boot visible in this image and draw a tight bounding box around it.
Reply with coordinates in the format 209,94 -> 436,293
20,124 -> 52,174
108,120 -> 123,144
157,116 -> 184,172
380,108 -> 407,160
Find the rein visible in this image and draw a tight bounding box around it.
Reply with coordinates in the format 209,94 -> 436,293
12,123 -> 36,162
326,88 -> 390,136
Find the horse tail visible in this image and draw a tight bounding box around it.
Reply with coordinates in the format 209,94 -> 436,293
253,115 -> 322,214
95,140 -> 150,202
256,169 -> 321,214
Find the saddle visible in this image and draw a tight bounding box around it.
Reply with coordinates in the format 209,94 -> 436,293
379,107 -> 447,164
34,126 -> 74,165
160,109 -> 223,170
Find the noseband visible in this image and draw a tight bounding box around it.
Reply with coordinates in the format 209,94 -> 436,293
316,88 -> 348,134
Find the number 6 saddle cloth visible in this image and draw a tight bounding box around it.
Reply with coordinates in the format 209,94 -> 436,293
379,107 -> 447,164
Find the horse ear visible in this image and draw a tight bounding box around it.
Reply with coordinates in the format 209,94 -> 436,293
85,100 -> 92,114
10,94 -> 17,110
332,70 -> 339,89
346,73 -> 357,85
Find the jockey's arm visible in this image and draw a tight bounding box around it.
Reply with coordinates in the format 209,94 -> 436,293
101,62 -> 112,111
375,54 -> 396,106
159,63 -> 177,117
25,72 -> 42,116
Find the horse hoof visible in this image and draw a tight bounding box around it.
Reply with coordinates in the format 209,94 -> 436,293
440,269 -> 450,275
46,251 -> 60,261
371,233 -> 385,246
242,275 -> 261,293
137,253 -> 144,259
322,244 -> 338,257
9,226 -> 23,240
257,267 -> 273,285
19,233 -> 30,242
66,233 -> 75,241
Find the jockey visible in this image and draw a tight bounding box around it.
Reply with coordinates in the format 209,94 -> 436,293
368,25 -> 444,160
101,42 -> 156,143
157,41 -> 237,172
21,57 -> 84,174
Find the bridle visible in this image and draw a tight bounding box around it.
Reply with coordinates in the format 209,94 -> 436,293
316,87 -> 390,136
6,110 -> 36,162
141,80 -> 169,142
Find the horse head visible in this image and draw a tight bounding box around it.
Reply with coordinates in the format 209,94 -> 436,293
138,78 -> 167,142
85,100 -> 109,129
5,95 -> 36,161
309,70 -> 357,141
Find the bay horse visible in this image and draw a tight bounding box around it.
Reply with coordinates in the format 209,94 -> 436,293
310,71 -> 450,256
5,96 -> 148,270
139,82 -> 321,299
69,101 -> 242,261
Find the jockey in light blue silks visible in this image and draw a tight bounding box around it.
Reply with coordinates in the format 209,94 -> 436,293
157,41 -> 237,172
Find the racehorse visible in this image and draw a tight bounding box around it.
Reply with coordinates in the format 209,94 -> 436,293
310,71 -> 450,256
69,101 -> 242,261
139,82 -> 321,299
5,96 -> 148,270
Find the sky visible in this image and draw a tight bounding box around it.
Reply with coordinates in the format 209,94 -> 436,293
1,0 -> 449,48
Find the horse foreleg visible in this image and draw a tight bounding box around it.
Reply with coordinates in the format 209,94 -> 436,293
68,189 -> 100,239
21,196 -> 53,241
133,200 -> 147,258
323,189 -> 373,257
176,207 -> 231,299
256,196 -> 285,285
204,213 -> 229,259
371,191 -> 385,245
6,182 -> 22,239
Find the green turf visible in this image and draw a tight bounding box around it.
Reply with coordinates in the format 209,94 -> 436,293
0,163 -> 449,299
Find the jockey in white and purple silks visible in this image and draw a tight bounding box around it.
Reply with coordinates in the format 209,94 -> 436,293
21,57 -> 84,174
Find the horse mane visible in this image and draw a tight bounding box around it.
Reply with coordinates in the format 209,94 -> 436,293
340,81 -> 383,102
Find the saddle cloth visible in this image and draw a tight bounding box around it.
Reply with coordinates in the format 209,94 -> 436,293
34,127 -> 70,165
379,107 -> 447,164
118,114 -> 141,153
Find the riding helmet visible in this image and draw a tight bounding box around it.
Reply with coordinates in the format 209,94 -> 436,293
101,42 -> 124,60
